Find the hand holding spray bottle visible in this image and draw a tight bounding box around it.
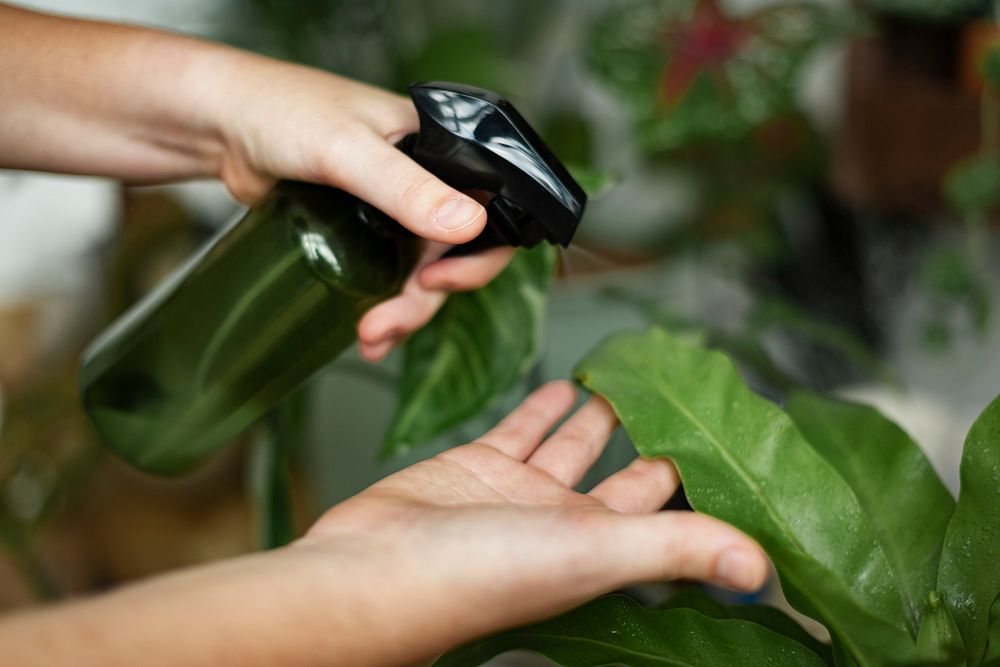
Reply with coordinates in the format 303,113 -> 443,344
80,82 -> 587,474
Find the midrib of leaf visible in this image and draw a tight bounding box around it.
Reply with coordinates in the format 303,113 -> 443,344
450,324 -> 488,392
642,367 -> 880,656
636,354 -> 806,555
390,279 -> 524,440
392,335 -> 461,440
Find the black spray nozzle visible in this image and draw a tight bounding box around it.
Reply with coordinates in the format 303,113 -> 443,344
398,81 -> 586,251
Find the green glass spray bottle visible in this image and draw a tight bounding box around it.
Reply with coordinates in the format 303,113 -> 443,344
79,82 -> 587,474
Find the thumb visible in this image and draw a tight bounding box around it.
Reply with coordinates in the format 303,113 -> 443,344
601,511 -> 769,592
328,126 -> 487,244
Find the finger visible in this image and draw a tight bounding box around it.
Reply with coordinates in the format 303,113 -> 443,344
220,164 -> 276,205
418,247 -> 515,292
326,127 -> 486,244
356,288 -> 447,361
589,458 -> 680,513
358,338 -> 396,363
477,381 -> 579,460
526,395 -> 618,487
357,244 -> 449,353
598,511 -> 769,592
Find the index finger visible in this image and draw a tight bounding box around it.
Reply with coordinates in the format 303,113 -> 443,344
325,126 -> 487,244
477,381 -> 579,460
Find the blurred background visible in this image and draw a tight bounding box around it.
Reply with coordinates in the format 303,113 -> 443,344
3,0 -> 1000,650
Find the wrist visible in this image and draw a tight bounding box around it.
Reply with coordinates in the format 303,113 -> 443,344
194,45 -> 302,200
164,39 -> 251,181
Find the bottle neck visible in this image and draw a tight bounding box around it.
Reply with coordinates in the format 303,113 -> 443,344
278,183 -> 420,300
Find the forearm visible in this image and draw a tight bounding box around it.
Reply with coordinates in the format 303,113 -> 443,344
0,3 -> 241,182
0,544 -> 411,667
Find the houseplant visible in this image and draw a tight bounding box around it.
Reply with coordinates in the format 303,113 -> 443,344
433,328 -> 1000,667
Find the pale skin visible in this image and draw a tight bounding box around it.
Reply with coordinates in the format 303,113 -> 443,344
0,3 -> 506,362
0,5 -> 769,666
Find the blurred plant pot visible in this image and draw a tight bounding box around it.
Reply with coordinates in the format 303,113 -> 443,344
832,18 -> 980,215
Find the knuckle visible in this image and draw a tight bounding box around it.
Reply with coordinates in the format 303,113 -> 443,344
313,120 -> 368,184
659,536 -> 689,580
656,514 -> 706,578
441,273 -> 485,292
559,423 -> 596,446
394,170 -> 441,209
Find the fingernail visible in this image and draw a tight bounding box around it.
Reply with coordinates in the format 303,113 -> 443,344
714,549 -> 763,591
434,197 -> 482,232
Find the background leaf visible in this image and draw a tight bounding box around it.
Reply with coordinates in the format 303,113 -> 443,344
919,246 -> 991,340
381,244 -> 556,457
786,392 -> 954,635
586,0 -> 856,153
747,297 -> 893,386
435,594 -> 828,667
866,0 -> 979,23
565,162 -> 617,200
943,155 -> 1000,217
937,393 -> 1000,664
575,328 -> 918,666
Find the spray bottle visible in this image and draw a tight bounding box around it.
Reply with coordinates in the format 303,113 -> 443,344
79,82 -> 586,474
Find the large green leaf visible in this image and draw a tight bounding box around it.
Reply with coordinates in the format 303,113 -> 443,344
937,393 -> 1000,664
786,393 -> 955,635
435,594 -> 828,667
574,329 -> 917,665
381,244 -> 556,457
565,163 -> 617,200
657,587 -> 833,663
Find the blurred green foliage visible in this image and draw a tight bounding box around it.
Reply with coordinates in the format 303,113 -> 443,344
944,155 -> 1000,218
982,46 -> 1000,89
587,0 -> 858,153
920,246 -> 991,348
865,0 -> 984,23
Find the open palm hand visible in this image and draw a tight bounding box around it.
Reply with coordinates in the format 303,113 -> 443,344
298,381 -> 768,664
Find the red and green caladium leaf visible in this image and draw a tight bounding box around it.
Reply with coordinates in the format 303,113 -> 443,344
586,0 -> 858,153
